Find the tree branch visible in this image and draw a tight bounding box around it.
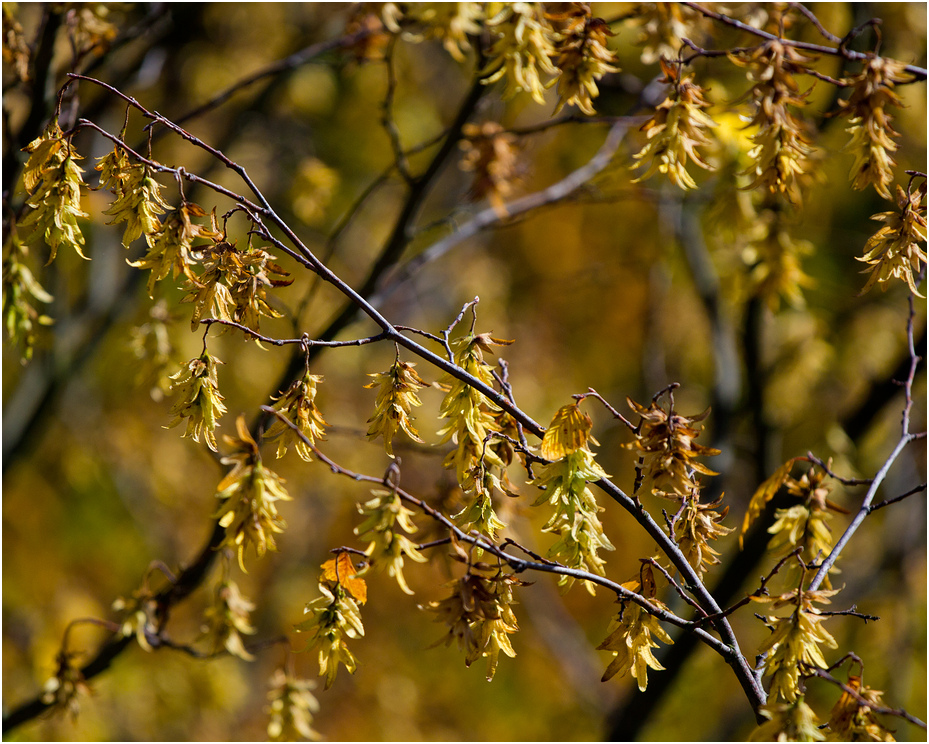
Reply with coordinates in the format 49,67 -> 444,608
809,301 -> 925,592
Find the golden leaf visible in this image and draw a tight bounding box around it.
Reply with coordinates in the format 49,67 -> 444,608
322,553 -> 367,605
739,457 -> 799,548
540,403 -> 593,461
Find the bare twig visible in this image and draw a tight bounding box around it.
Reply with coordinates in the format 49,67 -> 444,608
691,548 -> 803,628
200,318 -> 389,348
790,2 -> 843,43
817,606 -> 879,622
805,667 -> 927,730
573,388 -> 637,430
441,297 -> 480,360
641,557 -> 709,618
804,452 -> 873,486
809,302 -> 925,592
493,360 -> 534,473
683,1 -> 928,78
869,482 -> 927,513
500,537 -> 556,565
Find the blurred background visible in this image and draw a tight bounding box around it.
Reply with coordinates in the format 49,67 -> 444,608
2,3 -> 926,740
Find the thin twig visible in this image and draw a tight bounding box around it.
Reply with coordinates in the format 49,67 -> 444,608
501,538 -> 556,565
683,1 -> 928,78
641,558 -> 709,618
416,537 -> 454,552
869,482 -> 927,513
443,297 -> 481,358
790,2 -> 843,43
574,388 -> 637,430
817,606 -> 879,622
805,667 -> 927,730
200,318 -> 389,348
329,545 -> 369,559
394,325 -> 445,347
691,548 -> 804,628
493,360 -> 535,477
804,452 -> 872,486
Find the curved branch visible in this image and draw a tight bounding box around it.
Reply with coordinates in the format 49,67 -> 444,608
369,117 -> 645,309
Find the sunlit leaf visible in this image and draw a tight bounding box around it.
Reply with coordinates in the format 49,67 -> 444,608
322,553 -> 368,605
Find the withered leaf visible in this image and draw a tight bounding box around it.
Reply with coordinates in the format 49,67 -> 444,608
322,553 -> 367,605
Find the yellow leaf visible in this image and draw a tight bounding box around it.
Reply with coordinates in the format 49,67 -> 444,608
739,458 -> 799,548
540,403 -> 593,461
322,553 -> 367,605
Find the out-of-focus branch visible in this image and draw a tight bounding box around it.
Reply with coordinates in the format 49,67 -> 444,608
170,26 -> 375,129
842,323 -> 925,441
266,72 -> 490,404
2,8 -> 61,194
369,117 -> 646,309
